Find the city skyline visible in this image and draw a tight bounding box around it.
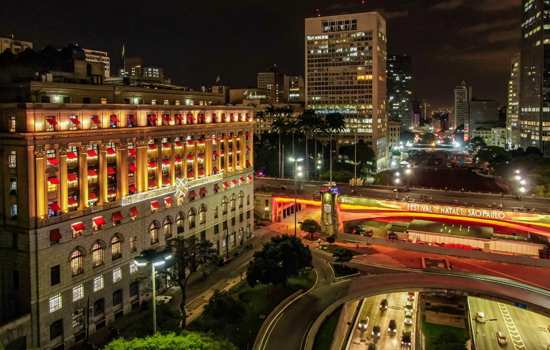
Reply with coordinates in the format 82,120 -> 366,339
0,0 -> 519,107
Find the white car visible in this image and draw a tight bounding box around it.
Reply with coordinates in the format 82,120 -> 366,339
496,331 -> 507,346
475,311 -> 486,323
404,316 -> 413,326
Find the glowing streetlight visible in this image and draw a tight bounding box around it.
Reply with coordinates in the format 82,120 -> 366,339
405,168 -> 412,176
519,186 -> 527,194
394,178 -> 401,185
395,171 -> 401,177
514,175 -> 522,181
519,179 -> 527,186
514,169 -> 521,175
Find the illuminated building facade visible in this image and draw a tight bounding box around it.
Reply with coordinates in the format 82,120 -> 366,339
305,11 -> 388,159
257,65 -> 284,104
0,35 -> 33,55
453,81 -> 471,133
283,75 -> 305,103
519,0 -> 550,155
507,53 -> 521,148
0,98 -> 254,349
387,54 -> 413,130
83,49 -> 111,78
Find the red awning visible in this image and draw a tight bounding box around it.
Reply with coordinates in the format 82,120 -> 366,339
129,163 -> 137,172
89,192 -> 97,200
199,169 -> 205,176
87,150 -> 97,157
162,159 -> 171,165
112,211 -> 123,222
175,156 -> 182,163
199,187 -> 207,194
88,169 -> 97,176
68,197 -> 78,205
150,200 -> 160,209
247,175 -> 253,181
163,178 -> 171,185
212,151 -> 218,157
197,153 -> 205,158
47,157 -> 59,166
70,116 -> 80,125
188,190 -> 196,198
148,161 -> 157,168
148,144 -> 157,150
148,114 -> 157,121
175,114 -> 183,121
186,154 -> 194,160
67,152 -> 77,159
110,114 -> 119,122
91,115 -> 100,124
240,176 -> 245,182
175,141 -> 183,147
129,184 -> 136,192
187,171 -> 194,178
223,181 -> 229,188
48,177 -> 60,184
130,206 -> 138,217
164,197 -> 173,206
107,167 -> 116,176
46,117 -> 57,126
129,148 -> 137,157
93,216 -> 106,226
232,179 -> 238,185
162,114 -> 170,121
72,222 -> 86,231
49,202 -> 60,211
246,145 -> 251,151
107,147 -> 116,155
49,229 -> 61,242
148,179 -> 156,187
68,173 -> 78,181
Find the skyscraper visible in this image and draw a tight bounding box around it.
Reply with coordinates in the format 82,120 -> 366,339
519,0 -> 550,154
454,81 -> 472,135
305,11 -> 387,160
387,54 -> 413,130
507,53 -> 521,148
257,65 -> 284,104
83,48 -> 111,78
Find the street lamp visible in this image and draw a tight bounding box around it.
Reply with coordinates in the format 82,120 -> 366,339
134,248 -> 173,333
288,156 -> 304,236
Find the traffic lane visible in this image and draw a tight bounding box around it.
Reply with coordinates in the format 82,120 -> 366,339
469,297 -> 503,350
508,302 -> 550,349
264,280 -> 352,350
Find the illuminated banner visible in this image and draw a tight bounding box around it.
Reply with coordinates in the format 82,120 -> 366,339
406,203 -> 506,220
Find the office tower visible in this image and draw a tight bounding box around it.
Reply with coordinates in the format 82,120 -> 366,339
83,49 -> 111,78
454,81 -> 472,134
387,54 -> 413,129
0,35 -> 33,54
0,83 -> 255,349
519,0 -> 550,154
257,65 -> 284,104
283,75 -> 305,103
305,11 -> 387,159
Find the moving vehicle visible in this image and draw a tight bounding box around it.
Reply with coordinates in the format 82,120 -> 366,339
388,319 -> 397,335
371,325 -> 381,338
380,299 -> 388,311
404,316 -> 413,326
401,331 -> 412,349
475,311 -> 486,323
496,331 -> 507,346
358,318 -> 369,332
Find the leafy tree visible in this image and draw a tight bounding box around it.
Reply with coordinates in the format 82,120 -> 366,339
420,133 -> 436,144
247,235 -> 312,287
476,146 -> 511,166
162,236 -> 219,329
432,330 -> 466,350
400,130 -> 415,143
297,110 -> 323,177
198,291 -> 246,330
104,331 -> 237,350
333,248 -> 354,263
469,136 -> 486,150
300,219 -> 321,239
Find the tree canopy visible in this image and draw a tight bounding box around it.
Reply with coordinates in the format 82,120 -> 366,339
332,248 -> 354,263
247,235 -> 312,287
104,331 -> 237,350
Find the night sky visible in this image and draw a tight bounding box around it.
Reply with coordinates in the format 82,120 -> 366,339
0,0 -> 520,107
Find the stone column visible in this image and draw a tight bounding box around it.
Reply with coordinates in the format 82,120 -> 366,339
59,147 -> 68,213
223,133 -> 229,174
136,140 -> 147,192
170,140 -> 176,185
34,147 -> 48,219
183,143 -> 188,180
78,145 -> 88,210
240,133 -> 246,171
156,141 -> 163,188
249,130 -> 254,167
193,140 -> 199,179
117,143 -> 128,198
216,135 -> 222,173
205,138 -> 212,176
98,144 -> 108,205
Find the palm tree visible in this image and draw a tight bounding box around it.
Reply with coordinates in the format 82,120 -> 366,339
271,106 -> 296,178
322,113 -> 346,184
297,110 -> 323,179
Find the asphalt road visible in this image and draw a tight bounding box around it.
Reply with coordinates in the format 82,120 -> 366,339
349,292 -> 417,350
255,177 -> 550,213
468,296 -> 550,350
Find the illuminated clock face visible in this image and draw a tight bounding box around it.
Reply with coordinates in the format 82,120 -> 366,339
175,178 -> 188,200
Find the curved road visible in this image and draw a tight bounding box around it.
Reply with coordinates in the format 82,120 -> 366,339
258,260 -> 550,350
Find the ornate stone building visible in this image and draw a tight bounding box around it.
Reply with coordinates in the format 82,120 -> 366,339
0,101 -> 254,349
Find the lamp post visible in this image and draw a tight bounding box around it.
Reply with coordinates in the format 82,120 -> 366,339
134,248 -> 173,334
289,156 -> 304,236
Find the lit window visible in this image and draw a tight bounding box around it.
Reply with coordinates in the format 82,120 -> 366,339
70,249 -> 84,276
72,284 -> 84,302
10,204 -> 18,218
130,261 -> 138,274
92,241 -> 105,267
9,116 -> 16,132
93,275 -> 104,292
8,150 -> 16,168
113,267 -> 122,283
49,293 -> 62,313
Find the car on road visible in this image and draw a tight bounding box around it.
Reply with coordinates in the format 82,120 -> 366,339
371,325 -> 381,339
367,344 -> 376,350
405,301 -> 413,309
388,319 -> 397,335
379,299 -> 388,311
407,292 -> 415,301
496,331 -> 507,346
404,316 -> 413,326
475,311 -> 486,323
358,318 -> 369,333
401,331 -> 412,349
404,309 -> 413,318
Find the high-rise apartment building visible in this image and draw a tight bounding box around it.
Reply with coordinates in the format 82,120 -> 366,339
507,53 -> 521,148
454,81 -> 472,134
283,75 -> 305,103
519,0 -> 550,155
83,49 -> 111,78
0,35 -> 33,54
387,54 -> 413,130
257,65 -> 284,104
305,11 -> 387,159
0,83 -> 254,349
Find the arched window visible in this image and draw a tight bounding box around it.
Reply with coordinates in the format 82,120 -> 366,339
69,248 -> 85,276
222,196 -> 229,215
163,216 -> 173,239
214,206 -> 219,219
91,241 -> 105,267
199,204 -> 207,225
247,194 -> 251,206
188,208 -> 196,229
111,235 -> 122,260
239,191 -> 244,208
176,212 -> 185,234
231,193 -> 236,211
149,221 -> 160,244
